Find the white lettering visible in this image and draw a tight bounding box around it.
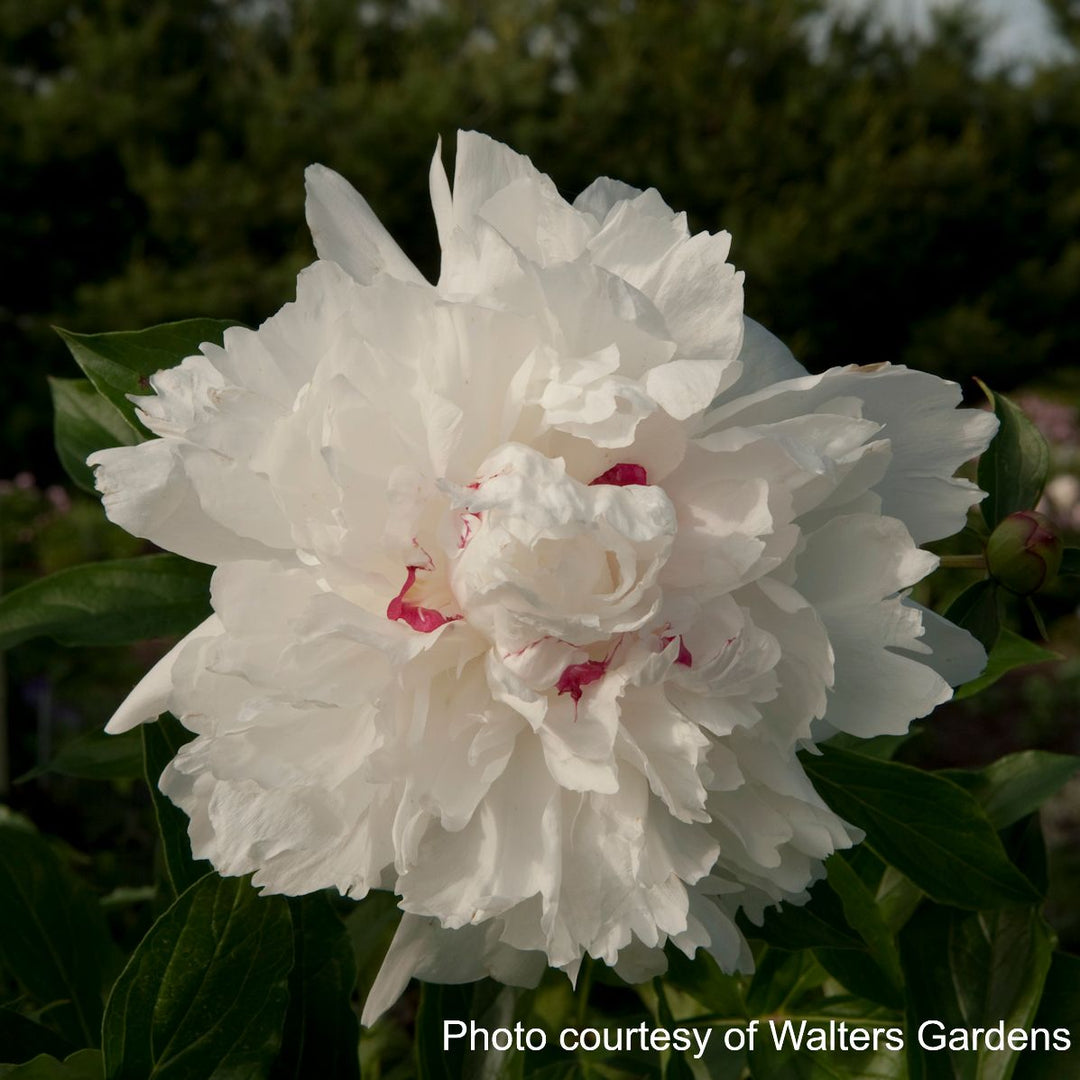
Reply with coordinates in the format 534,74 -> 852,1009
770,1019 -> 806,1049
691,1027 -> 712,1060
443,1020 -> 467,1048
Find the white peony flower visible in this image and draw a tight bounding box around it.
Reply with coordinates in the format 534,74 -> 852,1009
90,131 -> 998,1023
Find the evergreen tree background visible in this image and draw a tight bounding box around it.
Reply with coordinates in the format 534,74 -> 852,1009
5,0 -> 1079,480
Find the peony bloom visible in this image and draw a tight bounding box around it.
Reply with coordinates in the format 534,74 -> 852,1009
90,132 -> 997,1022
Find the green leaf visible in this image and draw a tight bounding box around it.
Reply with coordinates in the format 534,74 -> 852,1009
823,854 -> 903,999
943,578 -> 1000,653
823,732 -> 910,761
1000,814 -> 1049,896
0,1009 -> 74,1066
940,751 -> 1080,829
1013,952 -> 1080,1079
873,866 -> 923,935
416,983 -> 468,1080
812,948 -> 903,1011
525,1065 -> 583,1080
662,945 -> 747,1019
55,320 -> 242,437
142,714 -> 211,898
743,880 -> 862,953
0,1051 -> 103,1079
899,903 -> 1053,1080
18,729 -> 143,784
416,981 -> 521,1080
101,875 -> 292,1080
975,380 -> 1051,528
802,746 -> 1041,908
271,894 -> 360,1080
953,627 -> 1059,700
652,981 -> 694,1080
745,949 -> 825,1016
0,812 -> 117,1046
0,555 -> 212,651
1061,548 -> 1080,576
48,378 -> 139,493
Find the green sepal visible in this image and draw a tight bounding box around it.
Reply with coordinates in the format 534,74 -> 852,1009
975,379 -> 1050,528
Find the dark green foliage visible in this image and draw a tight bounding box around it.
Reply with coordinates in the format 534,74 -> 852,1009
272,894 -> 361,1080
6,0 -> 1080,479
54,321 -> 242,439
899,904 -> 1053,1080
802,746 -> 1041,908
0,814 -> 118,1047
101,875 -> 292,1080
953,627 -> 1059,699
1014,952 -> 1080,1079
142,714 -> 211,898
945,577 -> 1001,652
0,1009 -> 75,1066
940,749 -> 1080,828
0,1051 -> 104,1079
977,381 -> 1053,529
17,727 -> 143,783
0,554 -> 212,651
48,379 -> 138,494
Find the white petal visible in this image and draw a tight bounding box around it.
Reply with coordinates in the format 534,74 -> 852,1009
638,229 -> 744,361
104,615 -> 222,733
362,913 -> 545,1026
899,601 -> 988,687
573,176 -> 645,221
704,365 -> 997,543
90,441 -> 290,565
796,515 -> 952,737
305,163 -> 426,286
711,317 -> 806,407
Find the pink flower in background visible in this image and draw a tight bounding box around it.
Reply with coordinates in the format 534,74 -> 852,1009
90,132 -> 996,1022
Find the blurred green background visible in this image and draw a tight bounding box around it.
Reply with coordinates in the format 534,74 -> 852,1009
6,0 -> 1080,479
2,0 -> 1080,984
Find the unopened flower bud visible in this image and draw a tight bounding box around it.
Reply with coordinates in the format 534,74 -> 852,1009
986,510 -> 1063,594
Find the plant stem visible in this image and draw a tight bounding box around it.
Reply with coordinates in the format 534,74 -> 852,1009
938,554 -> 986,570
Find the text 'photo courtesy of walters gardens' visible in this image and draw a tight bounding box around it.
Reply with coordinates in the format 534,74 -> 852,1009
445,1019 -> 1074,1059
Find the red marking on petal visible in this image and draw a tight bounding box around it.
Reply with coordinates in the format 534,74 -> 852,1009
556,659 -> 610,703
589,462 -> 648,487
409,540 -> 435,571
458,511 -> 482,550
387,565 -> 461,633
661,634 -> 693,667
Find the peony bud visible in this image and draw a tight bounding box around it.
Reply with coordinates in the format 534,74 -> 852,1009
986,510 -> 1063,594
